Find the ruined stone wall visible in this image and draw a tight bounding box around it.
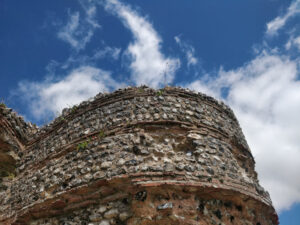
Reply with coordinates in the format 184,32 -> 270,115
0,106 -> 37,191
0,87 -> 278,225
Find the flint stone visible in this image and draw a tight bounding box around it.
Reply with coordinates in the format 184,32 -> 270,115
101,162 -> 112,169
157,202 -> 173,210
104,208 -> 119,219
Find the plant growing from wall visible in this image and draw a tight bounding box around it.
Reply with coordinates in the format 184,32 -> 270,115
7,172 -> 15,180
77,136 -> 94,151
77,140 -> 88,151
0,99 -> 6,108
156,89 -> 164,96
137,87 -> 145,93
71,105 -> 78,114
98,130 -> 106,139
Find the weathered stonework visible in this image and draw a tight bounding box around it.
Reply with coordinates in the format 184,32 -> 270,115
0,86 -> 278,225
0,105 -> 37,192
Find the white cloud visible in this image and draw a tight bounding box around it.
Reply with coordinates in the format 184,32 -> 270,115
11,0 -> 300,214
57,1 -> 100,51
61,46 -> 121,69
175,35 -> 198,67
93,46 -> 121,60
266,0 -> 300,36
79,0 -> 101,28
188,80 -> 217,98
286,35 -> 300,51
187,52 -> 300,212
104,0 -> 180,88
183,1 -> 300,213
58,12 -> 81,49
18,66 -> 121,120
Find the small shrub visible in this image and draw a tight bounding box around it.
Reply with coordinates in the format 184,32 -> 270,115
0,99 -> 6,108
156,90 -> 164,96
71,105 -> 78,114
137,87 -> 145,93
7,172 -> 15,180
77,141 -> 88,151
98,130 -> 106,139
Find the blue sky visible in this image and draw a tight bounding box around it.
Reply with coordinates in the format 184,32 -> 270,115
1,0 -> 300,223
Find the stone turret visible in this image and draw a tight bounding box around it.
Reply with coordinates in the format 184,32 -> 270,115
0,86 -> 278,225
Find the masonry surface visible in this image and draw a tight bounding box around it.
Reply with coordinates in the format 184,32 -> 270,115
0,86 -> 278,225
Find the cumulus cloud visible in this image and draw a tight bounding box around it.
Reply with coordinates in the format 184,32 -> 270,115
19,0 -> 183,124
225,54 -> 300,212
189,4 -> 300,212
188,80 -> 217,98
182,0 -> 300,213
12,0 -> 300,213
57,0 -> 100,51
18,66 -> 121,120
104,0 -> 180,88
266,0 -> 300,36
175,35 -> 198,67
188,52 -> 300,212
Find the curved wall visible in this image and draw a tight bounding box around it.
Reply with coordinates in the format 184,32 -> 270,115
0,86 -> 278,225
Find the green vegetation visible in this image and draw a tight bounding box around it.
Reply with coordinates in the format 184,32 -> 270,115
7,172 -> 15,180
98,130 -> 106,139
137,87 -> 145,93
77,140 -> 89,151
71,105 -> 78,114
0,99 -> 6,108
156,89 -> 164,96
76,130 -> 107,151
